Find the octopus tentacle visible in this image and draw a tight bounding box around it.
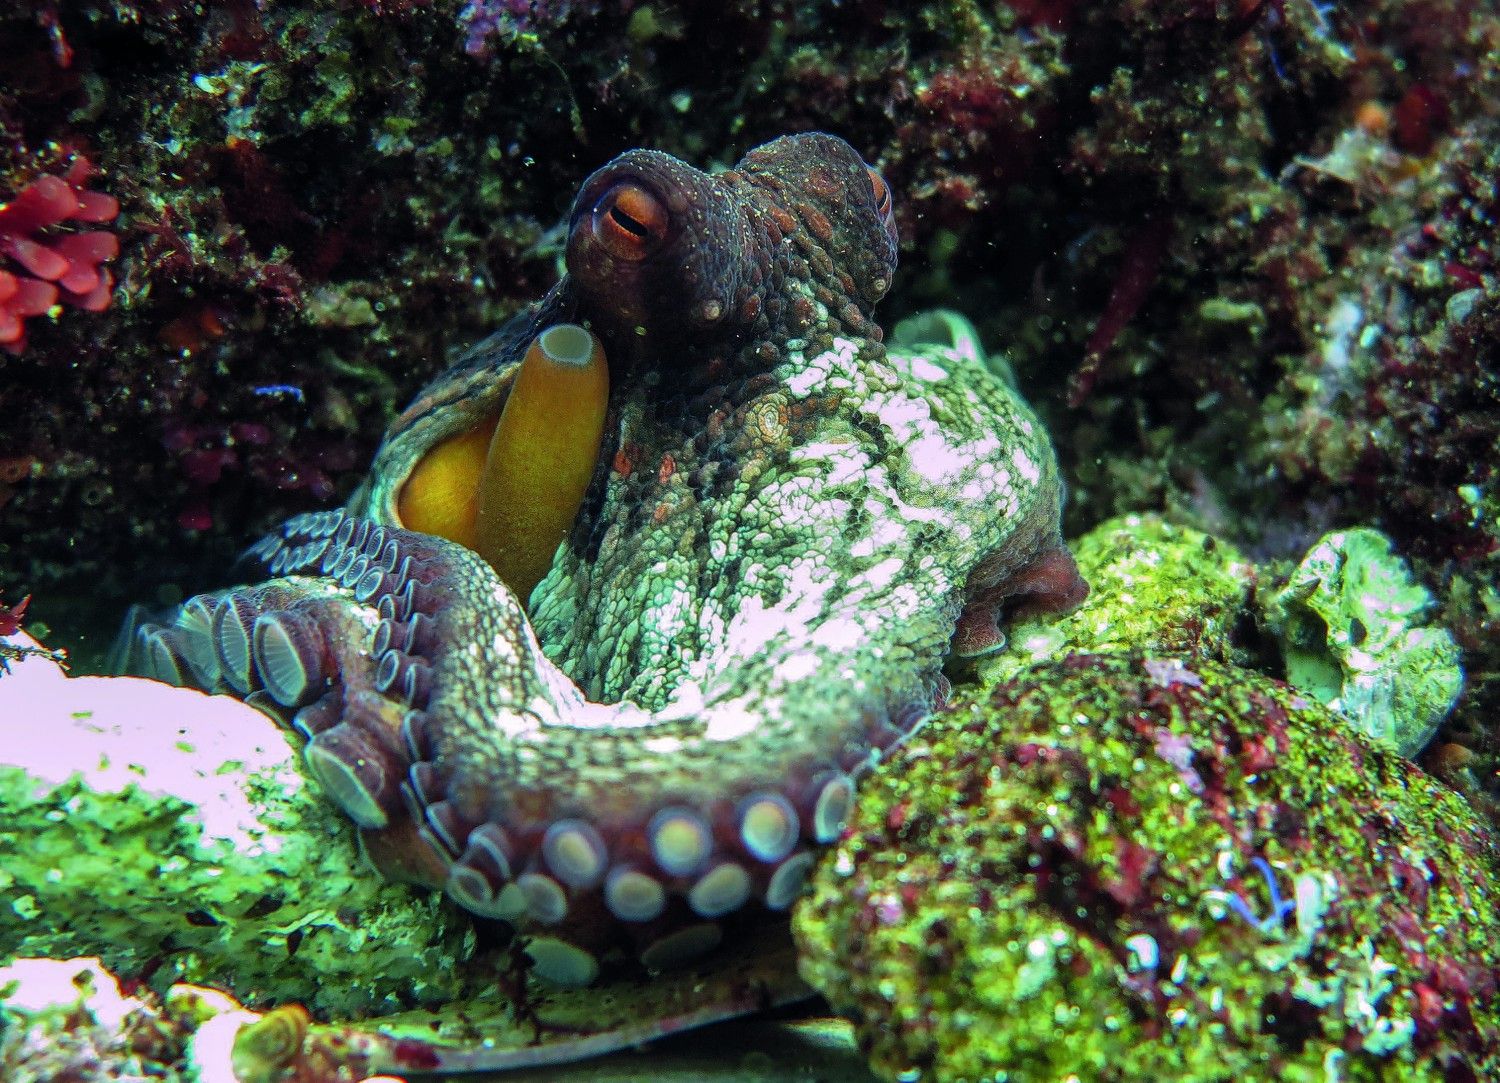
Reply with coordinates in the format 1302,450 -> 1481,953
135,505 -> 912,982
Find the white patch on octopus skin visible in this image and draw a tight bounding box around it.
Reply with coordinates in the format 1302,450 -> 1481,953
905,430 -> 972,486
719,555 -> 836,660
783,356 -> 829,397
907,353 -> 949,384
754,472 -> 855,535
852,556 -> 904,593
700,697 -> 776,743
848,498 -> 913,559
797,614 -> 865,657
773,649 -> 823,685
783,338 -> 860,399
694,596 -> 727,651
660,678 -> 706,719
1011,446 -> 1041,486
640,579 -> 698,652
859,464 -> 954,528
959,462 -> 1017,512
860,389 -> 1003,489
788,440 -> 869,488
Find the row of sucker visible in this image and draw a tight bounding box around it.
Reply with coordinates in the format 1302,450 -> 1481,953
130,510 -> 877,985
405,673 -> 862,983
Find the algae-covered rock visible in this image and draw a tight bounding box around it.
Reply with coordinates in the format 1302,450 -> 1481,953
0,957 -> 198,1082
0,633 -> 474,1016
794,654 -> 1500,1082
974,513 -> 1256,685
0,951 -> 870,1083
1263,528 -> 1463,756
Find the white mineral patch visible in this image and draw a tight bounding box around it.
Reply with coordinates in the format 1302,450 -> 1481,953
0,630 -> 473,1016
0,631 -> 302,855
0,956 -> 141,1030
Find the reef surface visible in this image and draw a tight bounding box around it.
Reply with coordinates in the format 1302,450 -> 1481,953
798,516 -> 1499,1081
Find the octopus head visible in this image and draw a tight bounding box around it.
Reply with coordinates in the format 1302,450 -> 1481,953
737,131 -> 898,312
566,147 -> 743,348
566,132 -> 897,358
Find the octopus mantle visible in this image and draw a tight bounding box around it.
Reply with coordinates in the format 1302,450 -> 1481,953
128,134 -> 1085,985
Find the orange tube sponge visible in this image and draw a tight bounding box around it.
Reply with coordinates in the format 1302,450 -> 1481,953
472,323 -> 609,601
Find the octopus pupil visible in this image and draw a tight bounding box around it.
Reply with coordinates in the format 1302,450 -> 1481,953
609,205 -> 651,238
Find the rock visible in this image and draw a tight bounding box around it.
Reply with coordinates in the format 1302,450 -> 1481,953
974,513 -> 1257,686
0,956 -> 200,1082
0,632 -> 474,1016
0,953 -> 873,1083
1262,527 -> 1463,756
794,654 -> 1500,1082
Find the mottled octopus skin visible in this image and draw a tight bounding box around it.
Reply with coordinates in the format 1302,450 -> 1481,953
130,133 -> 1086,984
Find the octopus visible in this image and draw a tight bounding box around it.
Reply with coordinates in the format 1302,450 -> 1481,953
127,133 -> 1087,987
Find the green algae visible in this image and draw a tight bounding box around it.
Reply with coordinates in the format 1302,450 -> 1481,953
1262,527 -> 1463,757
223,921 -> 820,1080
794,654 -> 1500,1082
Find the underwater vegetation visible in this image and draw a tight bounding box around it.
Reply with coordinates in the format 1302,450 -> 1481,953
0,156 -> 118,353
1263,526 -> 1461,757
0,0 -> 1497,1079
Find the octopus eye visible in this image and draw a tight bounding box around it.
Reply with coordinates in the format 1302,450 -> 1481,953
866,166 -> 892,219
590,181 -> 669,262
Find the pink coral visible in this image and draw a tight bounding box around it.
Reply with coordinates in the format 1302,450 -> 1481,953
0,157 -> 120,354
